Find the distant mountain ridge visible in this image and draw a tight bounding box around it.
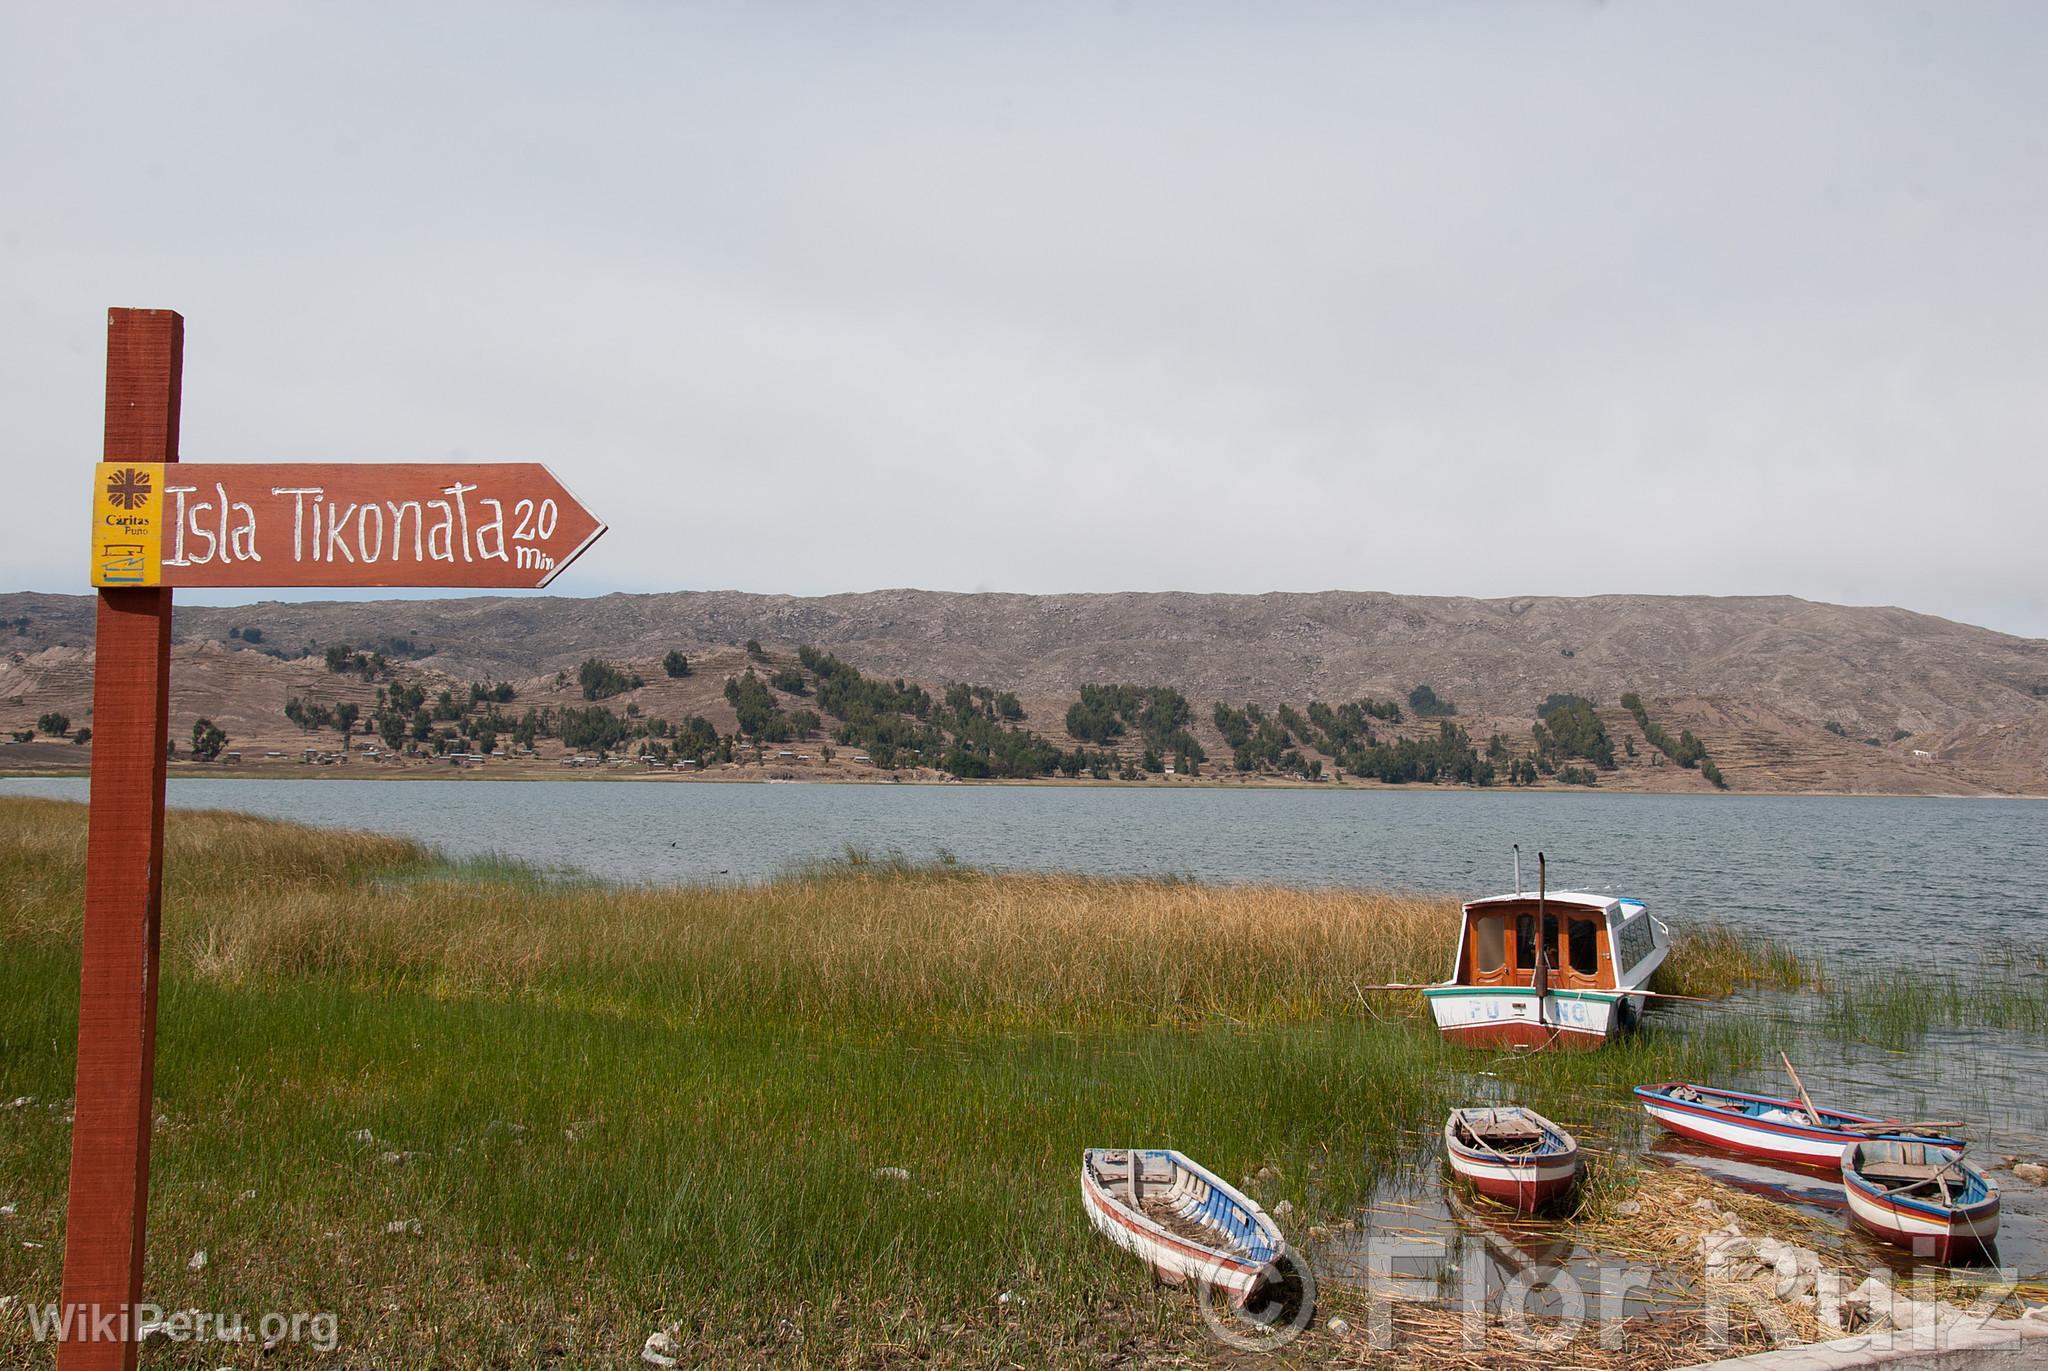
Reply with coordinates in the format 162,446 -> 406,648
3,588 -> 2045,794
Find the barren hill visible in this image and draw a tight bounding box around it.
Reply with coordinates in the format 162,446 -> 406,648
3,589 -> 2044,794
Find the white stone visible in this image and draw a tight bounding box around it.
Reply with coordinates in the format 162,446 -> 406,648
641,1329 -> 682,1367
188,1249 -> 207,1271
384,1217 -> 423,1237
1273,1200 -> 1294,1219
0,1203 -> 15,1217
2,1096 -> 31,1110
349,1128 -> 374,1145
872,1167 -> 910,1183
1326,1317 -> 1351,1336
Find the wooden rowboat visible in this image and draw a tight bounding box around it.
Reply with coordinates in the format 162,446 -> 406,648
1635,1082 -> 1965,1168
1080,1149 -> 1284,1305
1443,1106 -> 1581,1212
1842,1138 -> 1999,1264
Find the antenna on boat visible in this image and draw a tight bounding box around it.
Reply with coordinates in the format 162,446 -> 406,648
1513,844 -> 1522,895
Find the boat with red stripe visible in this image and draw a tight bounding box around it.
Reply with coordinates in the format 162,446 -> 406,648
1635,1082 -> 1965,1168
1080,1148 -> 1285,1306
1842,1139 -> 1999,1264
1443,1106 -> 1581,1212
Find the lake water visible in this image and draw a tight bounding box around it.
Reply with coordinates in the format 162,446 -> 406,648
7,776 -> 2047,1271
3,778 -> 2041,968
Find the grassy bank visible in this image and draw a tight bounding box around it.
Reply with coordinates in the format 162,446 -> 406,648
0,797 -> 1798,1367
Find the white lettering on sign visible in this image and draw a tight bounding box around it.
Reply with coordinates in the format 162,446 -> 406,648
147,476 -> 566,570
163,484 -> 261,568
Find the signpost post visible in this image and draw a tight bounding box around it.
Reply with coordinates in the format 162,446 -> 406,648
58,309 -> 605,1369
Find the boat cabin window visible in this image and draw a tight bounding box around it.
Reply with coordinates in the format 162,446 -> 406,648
1514,914 -> 1535,968
1473,914 -> 1506,974
1567,918 -> 1598,975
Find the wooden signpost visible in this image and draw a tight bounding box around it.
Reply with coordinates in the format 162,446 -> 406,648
59,309 -> 606,1369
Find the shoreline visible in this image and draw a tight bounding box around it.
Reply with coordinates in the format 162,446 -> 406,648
0,764 -> 2041,800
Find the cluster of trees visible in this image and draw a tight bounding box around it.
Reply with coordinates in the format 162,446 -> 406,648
578,658 -> 644,701
792,648 -> 1132,778
1213,702 -> 1310,775
663,650 -> 691,679
323,644 -> 393,682
1621,692 -> 1727,789
1066,685 -> 1205,773
283,675 -> 531,758
1533,694 -> 1616,770
1407,685 -> 1456,718
1343,721 -> 1497,785
12,711 -> 89,745
190,718 -> 228,761
723,669 -> 820,743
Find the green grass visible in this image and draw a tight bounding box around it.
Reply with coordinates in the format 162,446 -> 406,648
0,797 -> 1802,1367
1820,958 -> 2048,1048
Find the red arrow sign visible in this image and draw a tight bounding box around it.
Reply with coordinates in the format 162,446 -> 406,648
89,461 -> 604,589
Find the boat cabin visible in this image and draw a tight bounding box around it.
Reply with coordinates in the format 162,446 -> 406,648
1447,892 -> 1661,992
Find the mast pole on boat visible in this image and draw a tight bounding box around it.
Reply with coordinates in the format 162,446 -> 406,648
1534,853 -> 1550,1027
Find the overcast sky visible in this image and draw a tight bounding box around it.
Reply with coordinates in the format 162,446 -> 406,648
3,3 -> 2044,636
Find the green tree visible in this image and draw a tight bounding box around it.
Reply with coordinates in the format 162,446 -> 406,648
335,702 -> 360,742
1408,685 -> 1456,717
36,712 -> 70,737
378,711 -> 405,750
663,649 -> 691,679
73,727 -> 92,746
578,658 -> 641,700
559,706 -> 629,754
190,717 -> 228,761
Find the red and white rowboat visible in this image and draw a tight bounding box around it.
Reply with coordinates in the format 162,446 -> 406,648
1842,1139 -> 1999,1265
1080,1149 -> 1285,1306
1443,1106 -> 1581,1212
1635,1082 -> 1966,1168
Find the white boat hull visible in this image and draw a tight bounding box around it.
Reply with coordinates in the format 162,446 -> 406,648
1080,1149 -> 1281,1304
1425,988 -> 1635,1050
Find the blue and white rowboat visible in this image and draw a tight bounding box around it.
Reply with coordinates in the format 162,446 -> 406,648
1842,1139 -> 1999,1264
1080,1149 -> 1284,1306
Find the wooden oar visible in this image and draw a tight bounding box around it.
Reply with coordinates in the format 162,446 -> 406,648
1835,1119 -> 1967,1135
1872,1150 -> 1966,1201
1781,1052 -> 1824,1126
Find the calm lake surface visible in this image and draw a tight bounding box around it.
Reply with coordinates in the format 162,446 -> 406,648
3,777 -> 2041,966
7,776 -> 2046,1270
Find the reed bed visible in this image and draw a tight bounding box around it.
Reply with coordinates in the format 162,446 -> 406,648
0,797 -> 1817,1367
1821,964 -> 2048,1048
0,797 -> 1791,1032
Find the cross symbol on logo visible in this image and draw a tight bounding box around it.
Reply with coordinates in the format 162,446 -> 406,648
105,467 -> 153,511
